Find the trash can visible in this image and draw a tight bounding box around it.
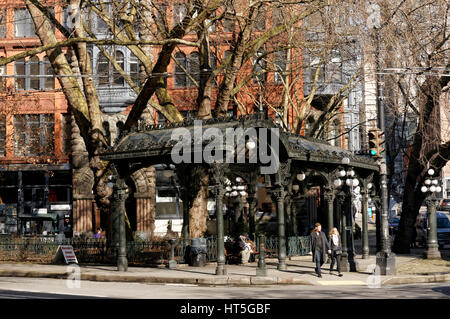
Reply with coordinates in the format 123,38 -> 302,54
189,238 -> 207,267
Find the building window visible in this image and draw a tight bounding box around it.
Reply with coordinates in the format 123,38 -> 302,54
174,51 -> 202,87
0,57 -> 6,89
274,50 -> 287,84
223,10 -> 234,32
14,114 -> 54,156
129,53 -> 140,85
329,50 -> 342,82
62,114 -> 72,155
254,7 -> 266,31
96,50 -> 125,87
96,7 -> 109,33
174,52 -> 187,87
273,6 -> 284,27
310,57 -> 325,83
15,58 -> 26,90
0,9 -> 6,38
15,8 -> 35,38
14,56 -> 55,90
29,56 -> 40,90
188,52 -> 200,86
253,49 -> 267,84
113,51 -> 124,86
42,57 -> 55,89
154,4 -> 168,33
0,115 -> 5,157
173,4 -> 187,26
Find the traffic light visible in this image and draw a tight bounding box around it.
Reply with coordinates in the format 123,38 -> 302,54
368,128 -> 385,158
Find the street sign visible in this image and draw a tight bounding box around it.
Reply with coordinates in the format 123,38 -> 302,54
52,245 -> 78,264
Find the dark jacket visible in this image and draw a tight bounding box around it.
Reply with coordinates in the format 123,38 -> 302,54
328,234 -> 342,254
310,231 -> 330,262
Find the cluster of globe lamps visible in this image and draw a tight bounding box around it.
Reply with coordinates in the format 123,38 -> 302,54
420,169 -> 442,194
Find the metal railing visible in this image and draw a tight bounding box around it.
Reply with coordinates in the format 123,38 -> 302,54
0,235 -> 310,264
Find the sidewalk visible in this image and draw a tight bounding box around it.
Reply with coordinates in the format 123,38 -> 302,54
0,253 -> 449,287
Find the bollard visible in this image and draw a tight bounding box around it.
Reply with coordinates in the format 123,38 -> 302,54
256,234 -> 267,276
168,239 -> 177,269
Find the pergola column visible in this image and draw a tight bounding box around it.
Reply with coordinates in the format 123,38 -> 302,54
361,188 -> 370,259
324,187 -> 335,234
424,195 -> 441,259
246,189 -> 257,241
180,188 -> 190,250
215,183 -> 227,275
112,177 -> 129,272
285,194 -> 292,237
272,187 -> 287,271
210,163 -> 228,276
337,193 -> 349,271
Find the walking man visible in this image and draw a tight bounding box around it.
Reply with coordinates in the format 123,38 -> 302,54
310,223 -> 330,278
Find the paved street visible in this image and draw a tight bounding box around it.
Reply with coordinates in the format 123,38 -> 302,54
0,277 -> 448,299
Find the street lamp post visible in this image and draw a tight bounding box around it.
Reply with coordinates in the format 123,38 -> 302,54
225,177 -> 248,236
374,15 -> 396,276
333,158 -> 359,272
421,168 -> 442,260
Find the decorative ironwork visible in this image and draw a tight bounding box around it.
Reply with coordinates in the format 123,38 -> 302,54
0,236 -> 311,263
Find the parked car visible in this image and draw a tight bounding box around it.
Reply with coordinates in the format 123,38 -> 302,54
439,199 -> 450,211
416,212 -> 450,248
389,217 -> 400,236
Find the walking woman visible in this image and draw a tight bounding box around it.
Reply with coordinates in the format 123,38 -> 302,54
328,227 -> 343,277
310,223 -> 330,278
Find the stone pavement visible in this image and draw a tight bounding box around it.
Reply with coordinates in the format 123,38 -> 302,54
0,252 -> 448,287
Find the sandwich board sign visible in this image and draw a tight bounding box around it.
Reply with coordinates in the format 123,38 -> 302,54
52,245 -> 78,264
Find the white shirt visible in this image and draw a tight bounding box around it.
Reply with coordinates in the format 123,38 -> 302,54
331,234 -> 339,246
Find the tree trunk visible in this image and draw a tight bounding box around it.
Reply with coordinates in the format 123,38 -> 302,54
189,174 -> 210,238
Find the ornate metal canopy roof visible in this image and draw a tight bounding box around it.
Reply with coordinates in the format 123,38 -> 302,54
99,112 -> 379,172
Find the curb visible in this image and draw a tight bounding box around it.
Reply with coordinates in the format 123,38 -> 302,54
0,269 -> 448,287
381,274 -> 450,286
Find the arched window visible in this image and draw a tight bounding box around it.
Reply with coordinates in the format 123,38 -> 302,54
29,56 -> 40,90
188,52 -> 200,86
112,51 -> 124,86
174,52 -> 187,87
96,50 -> 125,87
97,52 -> 109,86
273,6 -> 284,27
254,6 -> 266,31
129,53 -> 140,85
173,4 -> 187,26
